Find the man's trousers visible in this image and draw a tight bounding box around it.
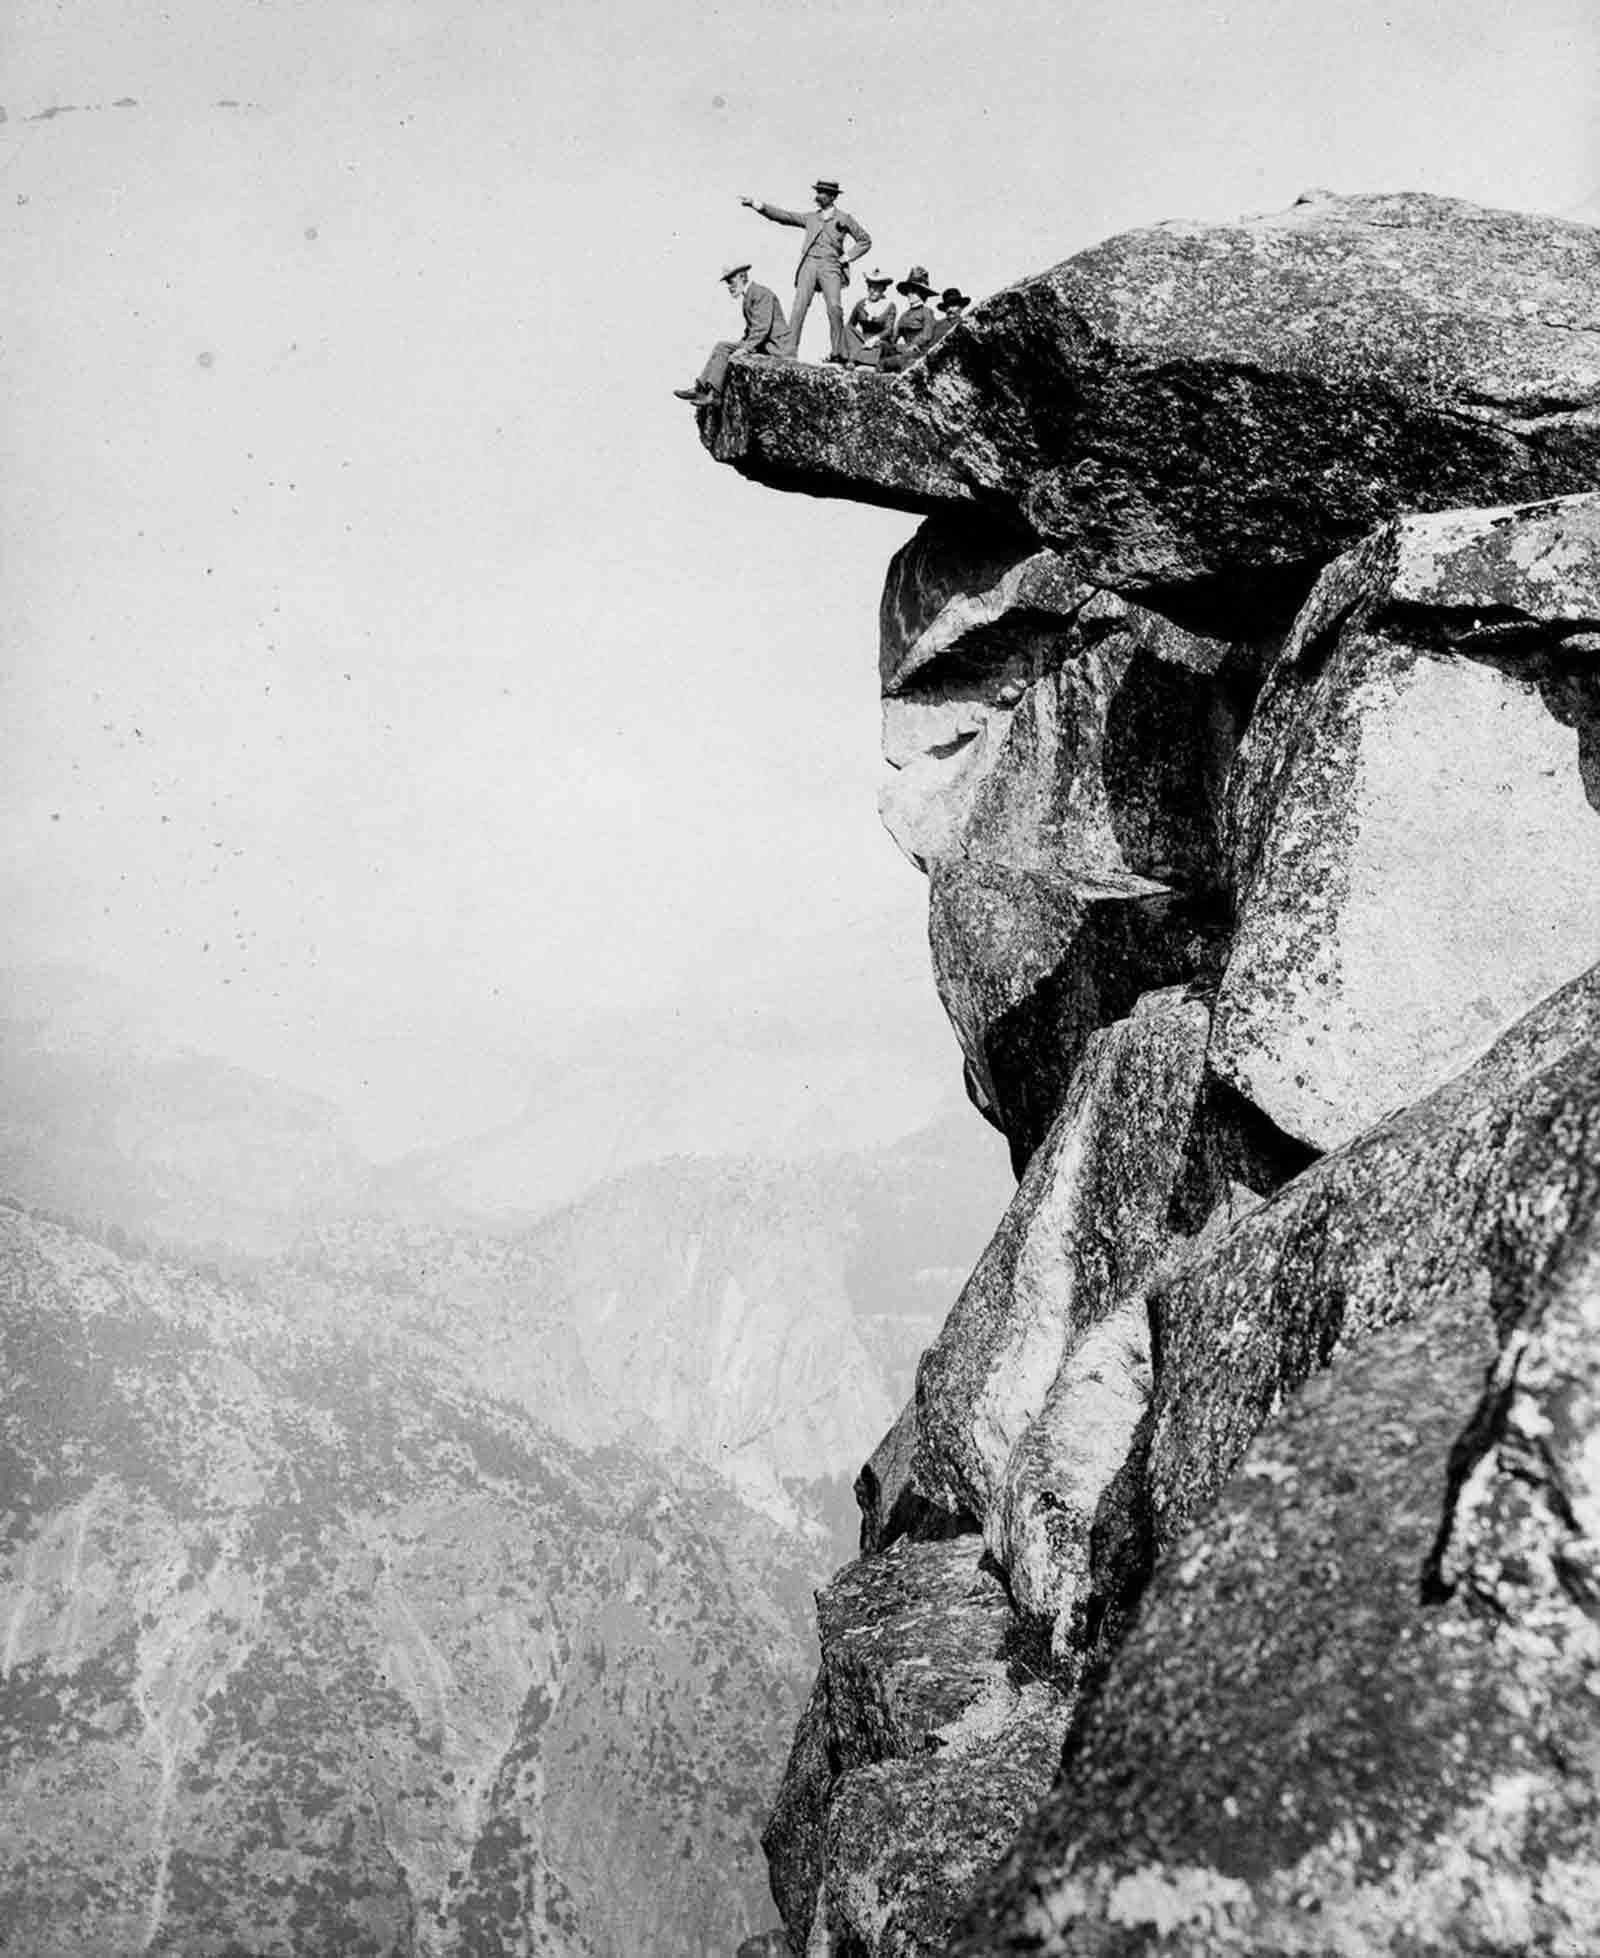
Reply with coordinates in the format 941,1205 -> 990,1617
784,262 -> 848,360
697,339 -> 741,393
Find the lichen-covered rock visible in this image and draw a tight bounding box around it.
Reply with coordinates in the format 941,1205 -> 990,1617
1212,492 -> 1600,1150
914,991 -> 1209,1522
706,194 -> 1600,599
1147,959 -> 1600,1558
764,1534 -> 1073,1957
821,1691 -> 1069,1958
764,1537 -> 1013,1953
815,1537 -> 1020,1766
951,1030 -> 1600,1957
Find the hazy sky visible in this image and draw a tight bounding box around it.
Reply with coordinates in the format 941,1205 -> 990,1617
4,0 -> 1597,1154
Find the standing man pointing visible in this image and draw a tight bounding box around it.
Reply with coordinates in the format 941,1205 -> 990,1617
740,179 -> 872,364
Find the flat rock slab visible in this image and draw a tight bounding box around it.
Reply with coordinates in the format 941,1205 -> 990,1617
704,193 -> 1600,598
952,1044 -> 1600,1956
1213,492 -> 1600,1151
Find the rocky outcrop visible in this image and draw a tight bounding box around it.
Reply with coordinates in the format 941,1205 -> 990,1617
695,191 -> 1600,1958
881,515 -> 1262,1160
953,1013 -> 1600,1956
765,1536 -> 1071,1957
705,192 -> 1600,605
913,989 -> 1208,1526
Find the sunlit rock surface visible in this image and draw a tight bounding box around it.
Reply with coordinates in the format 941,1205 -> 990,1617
913,990 -> 1208,1524
1149,961 -> 1600,1556
1213,491 -> 1600,1149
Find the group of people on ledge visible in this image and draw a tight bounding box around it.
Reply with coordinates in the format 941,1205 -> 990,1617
675,177 -> 972,408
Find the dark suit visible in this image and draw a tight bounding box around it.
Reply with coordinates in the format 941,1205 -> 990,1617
697,281 -> 788,394
753,201 -> 872,359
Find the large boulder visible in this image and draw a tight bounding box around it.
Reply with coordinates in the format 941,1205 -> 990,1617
992,1181 -> 1267,1672
820,1699 -> 1068,1958
705,194 -> 1600,602
767,1535 -> 1071,1957
1212,491 -> 1600,1151
913,990 -> 1209,1523
952,1022 -> 1600,1957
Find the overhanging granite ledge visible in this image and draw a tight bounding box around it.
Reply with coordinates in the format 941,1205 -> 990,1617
699,356 -> 982,520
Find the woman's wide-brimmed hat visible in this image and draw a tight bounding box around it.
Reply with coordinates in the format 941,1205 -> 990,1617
897,265 -> 935,297
812,178 -> 841,195
863,268 -> 892,287
938,287 -> 971,310
719,260 -> 752,282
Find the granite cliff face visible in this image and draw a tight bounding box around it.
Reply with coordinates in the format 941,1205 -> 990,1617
702,192 -> 1600,1955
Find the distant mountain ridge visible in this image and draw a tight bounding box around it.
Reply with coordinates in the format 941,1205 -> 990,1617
0,967 -> 1012,1517
270,1111 -> 1011,1530
0,1200 -> 817,1956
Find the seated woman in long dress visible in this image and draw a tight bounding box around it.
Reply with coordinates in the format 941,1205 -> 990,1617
845,270 -> 897,366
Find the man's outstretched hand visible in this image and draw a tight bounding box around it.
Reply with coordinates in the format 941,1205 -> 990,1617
739,196 -> 757,208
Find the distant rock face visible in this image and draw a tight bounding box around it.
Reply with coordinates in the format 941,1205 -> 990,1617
1212,492 -> 1600,1149
707,193 -> 1600,601
0,1206 -> 816,1958
699,193 -> 1600,1958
